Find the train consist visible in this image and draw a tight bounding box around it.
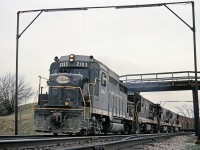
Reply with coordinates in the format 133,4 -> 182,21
34,54 -> 194,135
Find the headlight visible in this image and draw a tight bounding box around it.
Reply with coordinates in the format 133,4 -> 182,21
64,102 -> 69,106
69,54 -> 75,62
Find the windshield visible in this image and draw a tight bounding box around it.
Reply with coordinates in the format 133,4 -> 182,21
59,67 -> 89,77
48,87 -> 81,106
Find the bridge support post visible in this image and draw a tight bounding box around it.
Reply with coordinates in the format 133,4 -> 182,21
191,2 -> 200,141
192,89 -> 199,137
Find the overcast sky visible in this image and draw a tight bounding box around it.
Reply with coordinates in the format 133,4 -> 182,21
0,0 -> 200,112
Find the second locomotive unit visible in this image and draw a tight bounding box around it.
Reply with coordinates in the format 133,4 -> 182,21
34,54 -> 194,135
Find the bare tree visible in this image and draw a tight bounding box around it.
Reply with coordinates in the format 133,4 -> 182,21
176,104 -> 194,118
0,73 -> 34,116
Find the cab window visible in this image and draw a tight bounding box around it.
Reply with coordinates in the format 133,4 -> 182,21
90,62 -> 100,96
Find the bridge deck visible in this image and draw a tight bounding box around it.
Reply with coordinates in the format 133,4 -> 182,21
120,71 -> 200,92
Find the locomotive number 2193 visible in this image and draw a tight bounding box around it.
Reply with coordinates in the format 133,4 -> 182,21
76,62 -> 88,67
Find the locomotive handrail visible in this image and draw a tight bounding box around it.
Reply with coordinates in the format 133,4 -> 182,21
88,83 -> 93,119
120,71 -> 200,77
124,76 -> 200,83
120,71 -> 200,84
49,85 -> 86,121
87,78 -> 100,119
127,100 -> 139,126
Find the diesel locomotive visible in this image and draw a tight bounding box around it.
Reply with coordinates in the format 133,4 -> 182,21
34,54 -> 194,135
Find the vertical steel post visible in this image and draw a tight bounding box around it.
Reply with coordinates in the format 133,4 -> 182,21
191,2 -> 200,140
15,12 -> 20,135
192,89 -> 198,136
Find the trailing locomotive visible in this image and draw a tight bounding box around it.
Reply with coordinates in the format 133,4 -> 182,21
34,54 -> 194,135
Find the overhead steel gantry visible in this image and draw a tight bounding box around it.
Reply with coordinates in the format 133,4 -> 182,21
15,1 -> 199,140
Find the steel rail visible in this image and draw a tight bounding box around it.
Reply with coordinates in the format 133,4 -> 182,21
0,134 -> 130,149
0,135 -> 74,140
64,132 -> 194,150
0,133 -> 193,149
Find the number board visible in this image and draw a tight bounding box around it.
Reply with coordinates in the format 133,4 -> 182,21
59,61 -> 88,67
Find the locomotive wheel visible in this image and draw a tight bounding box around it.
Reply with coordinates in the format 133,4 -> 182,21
102,117 -> 110,134
91,127 -> 97,135
122,122 -> 130,134
77,129 -> 86,136
103,130 -> 107,135
135,129 -> 140,134
102,124 -> 109,135
68,133 -> 73,136
53,132 -> 58,136
133,124 -> 140,134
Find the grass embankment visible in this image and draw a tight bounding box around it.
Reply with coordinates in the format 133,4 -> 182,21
0,103 -> 39,135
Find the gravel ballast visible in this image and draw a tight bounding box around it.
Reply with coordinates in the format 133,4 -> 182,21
129,135 -> 200,150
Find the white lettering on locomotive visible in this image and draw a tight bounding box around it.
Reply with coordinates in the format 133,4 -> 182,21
60,62 -> 68,67
60,61 -> 88,67
100,89 -> 106,95
76,62 -> 88,67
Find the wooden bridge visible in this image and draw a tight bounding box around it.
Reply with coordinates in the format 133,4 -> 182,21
120,71 -> 200,93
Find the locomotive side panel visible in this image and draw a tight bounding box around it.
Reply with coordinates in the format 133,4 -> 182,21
91,64 -> 109,116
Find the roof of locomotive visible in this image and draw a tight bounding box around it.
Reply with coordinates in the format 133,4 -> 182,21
59,54 -> 93,62
59,54 -> 117,73
59,54 -> 125,86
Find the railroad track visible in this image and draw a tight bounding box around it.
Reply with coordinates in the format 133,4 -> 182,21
0,132 -> 193,150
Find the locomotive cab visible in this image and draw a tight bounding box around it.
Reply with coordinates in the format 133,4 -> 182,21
35,54 -> 114,134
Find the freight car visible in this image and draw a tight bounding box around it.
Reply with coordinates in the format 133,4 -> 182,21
34,54 -> 194,135
127,93 -> 194,134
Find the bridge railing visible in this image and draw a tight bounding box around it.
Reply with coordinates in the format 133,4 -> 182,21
120,71 -> 200,84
